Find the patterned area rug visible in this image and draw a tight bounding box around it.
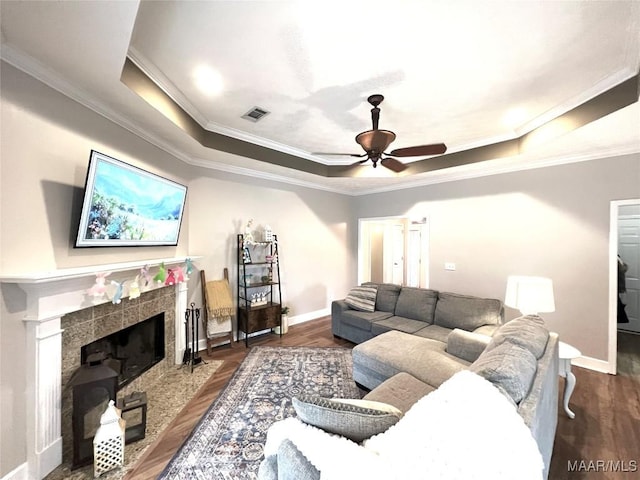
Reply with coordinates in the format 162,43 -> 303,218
159,346 -> 361,479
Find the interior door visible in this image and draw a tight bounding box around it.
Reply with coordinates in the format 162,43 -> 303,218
406,227 -> 421,287
618,208 -> 640,332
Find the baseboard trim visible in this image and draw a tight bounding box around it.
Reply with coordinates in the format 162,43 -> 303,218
1,462 -> 28,480
288,308 -> 330,326
572,355 -> 613,374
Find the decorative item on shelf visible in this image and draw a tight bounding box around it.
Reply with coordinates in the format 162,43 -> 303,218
153,262 -> 166,283
87,272 -> 110,297
243,246 -> 252,264
274,305 -> 290,334
93,399 -> 126,478
264,225 -> 274,242
243,274 -> 253,286
183,302 -> 204,373
110,280 -> 125,304
243,219 -> 255,246
129,275 -> 141,299
116,392 -> 147,444
265,254 -> 273,263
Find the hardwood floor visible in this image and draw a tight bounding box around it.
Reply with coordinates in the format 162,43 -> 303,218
126,317 -> 639,479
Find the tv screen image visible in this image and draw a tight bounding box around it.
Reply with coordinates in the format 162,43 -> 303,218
76,151 -> 187,247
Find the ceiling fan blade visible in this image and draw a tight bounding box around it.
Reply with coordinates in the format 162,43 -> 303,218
380,157 -> 407,173
351,158 -> 370,167
389,143 -> 447,157
312,152 -> 367,158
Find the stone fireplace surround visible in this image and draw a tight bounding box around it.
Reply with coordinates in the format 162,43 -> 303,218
61,286 -> 176,467
0,257 -> 198,480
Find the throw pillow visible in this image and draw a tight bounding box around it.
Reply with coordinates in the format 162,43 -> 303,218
469,341 -> 537,404
344,285 -> 378,312
292,396 -> 402,442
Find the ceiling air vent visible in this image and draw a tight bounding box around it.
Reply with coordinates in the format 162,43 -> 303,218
242,106 -> 270,122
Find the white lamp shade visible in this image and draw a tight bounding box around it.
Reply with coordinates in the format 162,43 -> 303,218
505,276 -> 555,315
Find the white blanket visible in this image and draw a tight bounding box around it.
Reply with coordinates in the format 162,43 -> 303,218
264,370 -> 544,480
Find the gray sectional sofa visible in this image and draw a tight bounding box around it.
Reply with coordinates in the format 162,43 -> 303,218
259,283 -> 560,480
332,282 -> 504,344
260,315 -> 559,480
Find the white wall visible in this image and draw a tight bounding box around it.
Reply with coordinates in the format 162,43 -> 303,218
184,169 -> 353,325
0,62 -> 353,477
352,154 -> 640,363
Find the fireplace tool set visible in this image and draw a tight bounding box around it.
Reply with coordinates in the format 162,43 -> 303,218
183,302 -> 205,372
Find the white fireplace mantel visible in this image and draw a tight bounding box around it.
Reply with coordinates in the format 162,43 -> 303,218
0,256 -> 201,480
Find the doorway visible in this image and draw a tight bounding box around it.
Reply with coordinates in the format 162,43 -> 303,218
358,216 -> 429,287
609,199 -> 640,375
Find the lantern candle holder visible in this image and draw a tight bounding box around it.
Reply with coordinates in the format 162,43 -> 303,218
93,400 -> 125,477
117,391 -> 148,444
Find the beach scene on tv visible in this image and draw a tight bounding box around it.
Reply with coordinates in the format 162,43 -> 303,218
81,158 -> 186,244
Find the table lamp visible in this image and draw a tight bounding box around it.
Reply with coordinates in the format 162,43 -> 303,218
505,275 -> 555,316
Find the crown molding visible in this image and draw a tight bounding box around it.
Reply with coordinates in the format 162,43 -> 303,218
2,43 -> 638,198
351,144 -> 640,196
127,49 -> 341,166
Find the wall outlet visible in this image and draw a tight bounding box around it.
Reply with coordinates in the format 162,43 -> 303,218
445,262 -> 456,271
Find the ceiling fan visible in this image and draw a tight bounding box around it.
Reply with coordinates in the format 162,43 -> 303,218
315,94 -> 447,173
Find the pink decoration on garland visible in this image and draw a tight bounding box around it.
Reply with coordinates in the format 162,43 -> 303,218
165,269 -> 177,286
174,266 -> 185,283
87,272 -> 110,297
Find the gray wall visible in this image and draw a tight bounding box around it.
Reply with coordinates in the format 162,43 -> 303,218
352,154 -> 640,361
0,63 -> 353,477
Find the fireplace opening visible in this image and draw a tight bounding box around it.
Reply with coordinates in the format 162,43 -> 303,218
81,313 -> 165,388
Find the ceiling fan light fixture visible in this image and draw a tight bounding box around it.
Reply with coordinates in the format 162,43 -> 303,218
355,129 -> 396,153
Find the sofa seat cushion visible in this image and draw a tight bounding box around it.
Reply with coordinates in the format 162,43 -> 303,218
364,282 -> 402,313
342,310 -> 393,331
371,316 -> 428,336
434,292 -> 503,331
292,396 -> 402,442
413,324 -> 453,343
363,372 -> 435,414
353,331 -> 470,389
470,341 -> 538,404
490,315 -> 549,359
393,287 -> 438,323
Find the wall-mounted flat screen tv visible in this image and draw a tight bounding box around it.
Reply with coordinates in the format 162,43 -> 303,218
75,150 -> 187,247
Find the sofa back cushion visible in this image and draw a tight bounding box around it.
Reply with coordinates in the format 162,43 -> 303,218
434,292 -> 503,331
490,315 -> 549,359
393,287 -> 438,323
363,282 -> 402,313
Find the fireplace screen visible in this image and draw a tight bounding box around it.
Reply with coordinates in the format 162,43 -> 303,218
81,313 -> 165,388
